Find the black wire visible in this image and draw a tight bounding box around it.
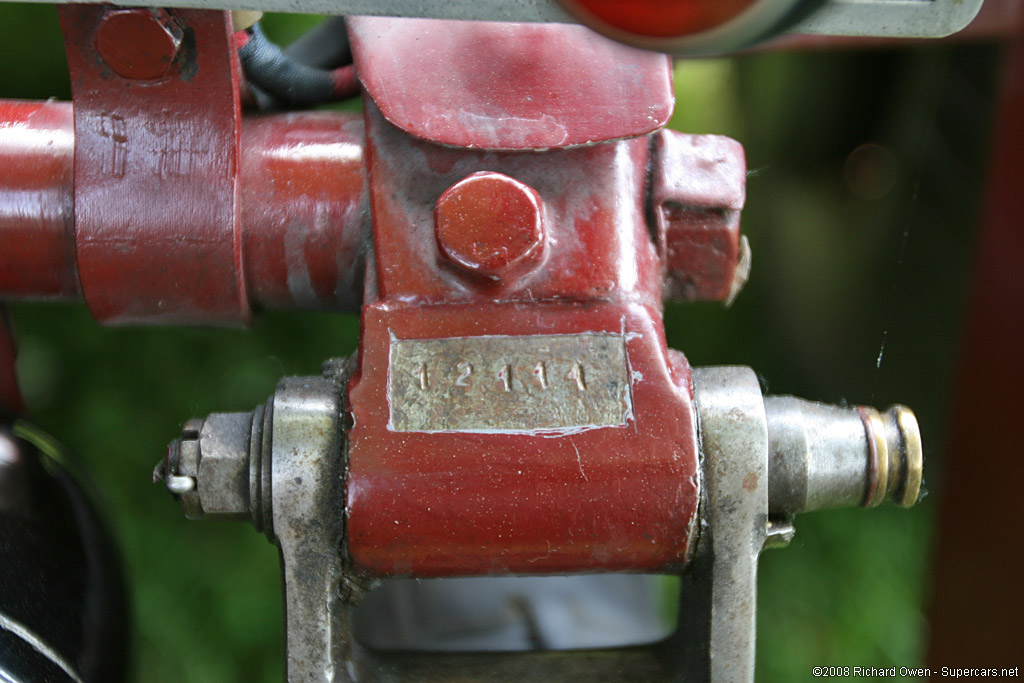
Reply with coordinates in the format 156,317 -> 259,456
283,16 -> 352,70
239,23 -> 337,109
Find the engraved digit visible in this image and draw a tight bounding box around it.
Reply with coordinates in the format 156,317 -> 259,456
415,362 -> 429,390
456,362 -> 473,387
568,362 -> 586,391
497,364 -> 512,392
99,113 -> 127,177
534,361 -> 548,389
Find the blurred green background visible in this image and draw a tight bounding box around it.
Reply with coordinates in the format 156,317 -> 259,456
0,6 -> 1000,681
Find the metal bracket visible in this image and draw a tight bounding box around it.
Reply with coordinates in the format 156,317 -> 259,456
680,366 -> 769,683
37,0 -> 985,40
267,375 -> 351,680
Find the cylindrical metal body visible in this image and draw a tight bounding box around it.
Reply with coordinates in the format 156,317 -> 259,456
240,113 -> 368,312
0,100 -> 79,301
766,396 -> 870,512
342,78 -> 710,577
0,423 -> 130,683
0,102 -> 369,316
765,396 -> 922,514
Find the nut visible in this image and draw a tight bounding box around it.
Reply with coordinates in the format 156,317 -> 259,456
196,412 -> 253,517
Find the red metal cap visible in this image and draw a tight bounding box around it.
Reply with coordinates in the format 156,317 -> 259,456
563,0 -> 760,38
348,17 -> 673,150
555,0 -> 811,55
434,172 -> 545,283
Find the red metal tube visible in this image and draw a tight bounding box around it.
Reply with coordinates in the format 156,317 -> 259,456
0,100 -> 79,301
240,112 -> 367,312
0,102 -> 368,317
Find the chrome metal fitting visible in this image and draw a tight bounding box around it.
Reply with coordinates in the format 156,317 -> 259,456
859,405 -> 922,508
765,397 -> 923,515
156,409 -> 266,528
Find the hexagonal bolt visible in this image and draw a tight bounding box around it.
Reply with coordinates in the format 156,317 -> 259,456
434,171 -> 546,284
156,412 -> 256,520
94,8 -> 183,80
766,397 -> 923,515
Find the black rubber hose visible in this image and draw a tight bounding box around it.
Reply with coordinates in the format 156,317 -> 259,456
239,23 -> 337,109
283,16 -> 352,70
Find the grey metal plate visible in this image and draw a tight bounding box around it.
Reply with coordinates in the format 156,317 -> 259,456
18,0 -> 983,39
790,0 -> 984,39
388,333 -> 632,433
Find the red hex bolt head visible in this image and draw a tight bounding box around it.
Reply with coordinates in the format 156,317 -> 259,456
94,9 -> 184,80
434,171 -> 546,283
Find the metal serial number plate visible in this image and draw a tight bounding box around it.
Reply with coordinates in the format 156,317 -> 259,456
388,333 -> 632,432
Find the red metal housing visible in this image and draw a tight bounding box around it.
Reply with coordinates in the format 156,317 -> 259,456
341,20 -> 748,578
60,6 -> 248,325
0,14 -> 750,579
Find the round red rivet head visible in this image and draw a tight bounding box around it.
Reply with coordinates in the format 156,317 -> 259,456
434,172 -> 546,282
94,9 -> 183,80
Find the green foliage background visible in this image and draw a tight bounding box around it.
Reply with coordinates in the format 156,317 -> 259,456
0,6 -> 999,681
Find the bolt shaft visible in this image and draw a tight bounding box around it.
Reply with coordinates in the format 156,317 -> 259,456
766,397 -> 922,514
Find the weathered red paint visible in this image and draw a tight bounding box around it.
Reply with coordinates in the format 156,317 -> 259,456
561,0 -> 761,39
340,17 -> 751,573
93,8 -> 184,81
1,15 -> 751,579
0,105 -> 370,314
348,17 -> 674,150
348,300 -> 700,577
358,99 -> 668,309
434,171 -> 546,283
652,129 -> 746,302
0,99 -> 79,301
60,6 -> 248,325
239,112 -> 368,312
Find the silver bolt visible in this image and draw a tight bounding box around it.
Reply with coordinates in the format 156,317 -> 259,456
157,412 -> 257,520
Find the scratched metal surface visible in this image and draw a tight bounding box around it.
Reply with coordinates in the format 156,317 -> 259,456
388,333 -> 631,432
59,7 -> 247,325
348,17 -> 673,150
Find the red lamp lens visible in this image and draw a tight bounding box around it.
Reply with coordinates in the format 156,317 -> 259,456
566,0 -> 761,39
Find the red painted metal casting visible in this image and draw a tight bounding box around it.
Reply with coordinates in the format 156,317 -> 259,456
0,100 -> 79,301
0,14 -> 751,579
434,171 -> 546,283
346,115 -> 702,574
0,104 -> 369,314
60,6 -> 247,325
652,129 -> 746,302
341,20 -> 747,577
348,17 -> 674,150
